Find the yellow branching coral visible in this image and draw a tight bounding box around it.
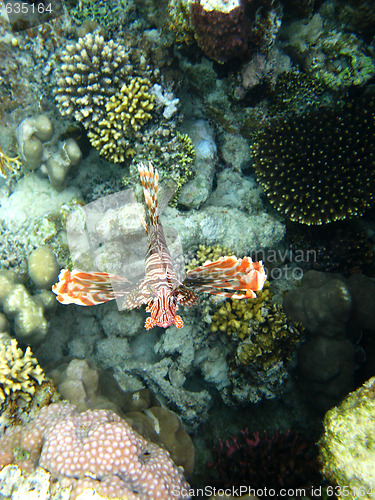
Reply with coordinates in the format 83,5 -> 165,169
186,244 -> 231,272
87,77 -> 155,163
210,282 -> 304,370
0,339 -> 45,402
0,146 -> 21,178
211,282 -> 271,338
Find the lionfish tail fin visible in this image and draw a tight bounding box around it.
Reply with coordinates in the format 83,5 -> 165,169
138,162 -> 159,226
183,256 -> 267,299
52,269 -> 132,306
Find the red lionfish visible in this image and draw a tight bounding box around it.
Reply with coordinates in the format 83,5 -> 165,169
52,163 -> 267,330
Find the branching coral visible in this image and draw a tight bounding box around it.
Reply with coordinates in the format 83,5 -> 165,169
0,339 -> 45,403
55,33 -> 154,163
87,77 -> 155,162
0,146 -> 21,179
251,93 -> 375,225
211,283 -> 303,370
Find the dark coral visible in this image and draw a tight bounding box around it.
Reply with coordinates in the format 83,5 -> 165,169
251,94 -> 375,225
207,428 -> 322,493
286,222 -> 374,276
190,0 -> 281,64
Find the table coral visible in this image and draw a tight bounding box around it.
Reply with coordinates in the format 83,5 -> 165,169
0,402 -> 190,499
0,339 -> 45,403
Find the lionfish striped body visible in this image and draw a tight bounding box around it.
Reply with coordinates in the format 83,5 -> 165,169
53,163 -> 267,330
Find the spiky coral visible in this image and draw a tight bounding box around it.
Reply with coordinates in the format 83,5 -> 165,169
0,339 -> 45,403
251,94 -> 375,225
0,146 -> 21,179
87,78 -> 155,163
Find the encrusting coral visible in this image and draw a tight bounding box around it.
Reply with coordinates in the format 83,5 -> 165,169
0,338 -> 45,403
251,93 -> 375,224
55,33 -> 155,163
0,402 -> 190,499
319,376 -> 375,499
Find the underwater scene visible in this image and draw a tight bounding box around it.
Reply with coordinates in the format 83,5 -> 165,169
0,0 -> 375,498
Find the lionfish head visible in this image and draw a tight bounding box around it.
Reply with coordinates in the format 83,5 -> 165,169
145,289 -> 183,330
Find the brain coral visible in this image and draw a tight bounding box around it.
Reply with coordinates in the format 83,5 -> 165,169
251,93 -> 375,225
0,402 -> 190,499
0,339 -> 45,403
55,33 -> 154,163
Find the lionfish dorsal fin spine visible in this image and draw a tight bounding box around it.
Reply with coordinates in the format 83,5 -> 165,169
138,161 -> 159,226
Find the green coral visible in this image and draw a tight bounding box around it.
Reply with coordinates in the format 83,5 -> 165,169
211,283 -> 303,370
167,0 -> 195,44
71,0 -> 132,33
0,339 -> 45,403
310,31 -> 375,90
127,128 -> 196,205
319,377 -> 375,499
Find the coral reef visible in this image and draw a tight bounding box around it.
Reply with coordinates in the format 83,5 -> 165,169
0,145 -> 21,179
16,114 -> 82,191
0,270 -> 55,345
207,428 -> 321,492
0,402 -> 190,499
55,33 -> 155,163
319,376 -> 375,498
281,12 -> 375,90
251,93 -> 375,224
0,339 -> 45,403
87,77 -> 155,163
71,0 -> 136,36
284,270 -> 375,410
125,122 -> 197,207
189,0 -> 282,63
0,173 -> 82,279
48,358 -> 195,476
28,246 -> 60,290
167,0 -> 195,44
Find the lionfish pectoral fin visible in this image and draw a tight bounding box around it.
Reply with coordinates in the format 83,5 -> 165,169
182,256 -> 267,298
174,315 -> 184,329
52,269 -> 132,306
145,317 -> 157,330
173,286 -> 200,307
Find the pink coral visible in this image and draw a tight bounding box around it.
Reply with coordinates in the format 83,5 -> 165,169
0,403 -> 190,499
